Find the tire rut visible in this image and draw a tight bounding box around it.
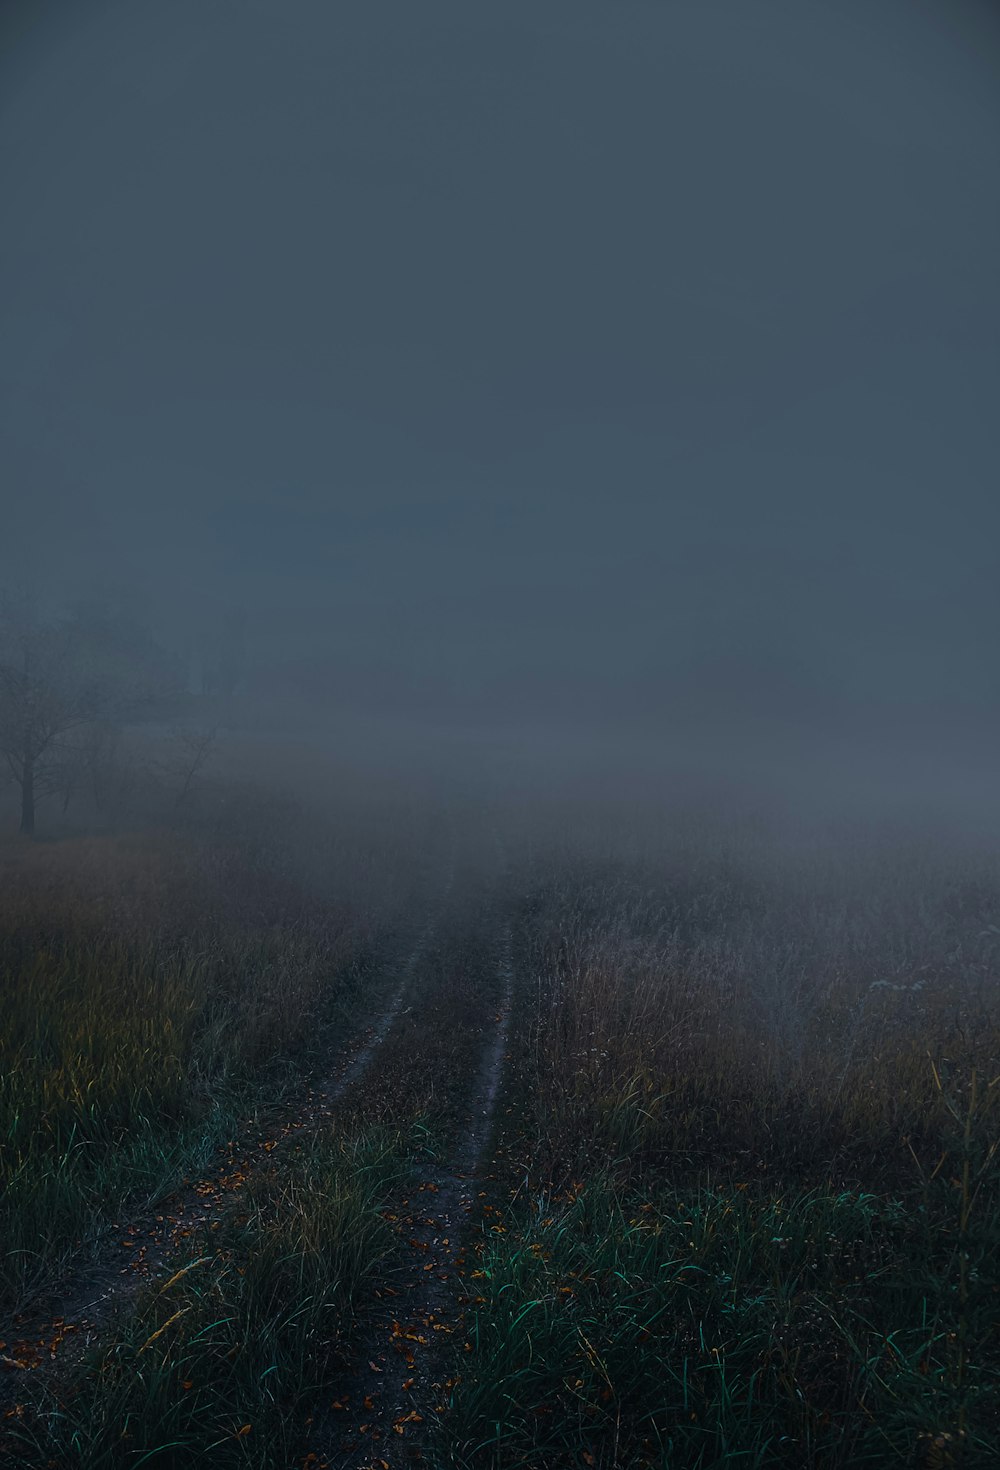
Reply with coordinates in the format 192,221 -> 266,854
315,920 -> 515,1468
0,892 -> 452,1406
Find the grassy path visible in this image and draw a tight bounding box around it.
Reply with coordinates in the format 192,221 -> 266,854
0,890 -> 451,1422
7,830 -> 998,1468
305,905 -> 516,1469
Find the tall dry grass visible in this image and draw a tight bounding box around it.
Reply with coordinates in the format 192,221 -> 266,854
518,834 -> 1000,1185
447,827 -> 1000,1467
0,822 -> 393,1307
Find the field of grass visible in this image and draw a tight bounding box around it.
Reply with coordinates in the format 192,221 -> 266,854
9,1126 -> 410,1468
0,809 -> 430,1311
445,834 -> 1000,1468
2,813 -> 998,1467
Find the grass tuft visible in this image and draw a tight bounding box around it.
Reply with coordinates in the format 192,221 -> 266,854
6,1127 -> 407,1468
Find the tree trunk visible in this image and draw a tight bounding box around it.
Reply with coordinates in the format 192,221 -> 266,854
20,761 -> 35,835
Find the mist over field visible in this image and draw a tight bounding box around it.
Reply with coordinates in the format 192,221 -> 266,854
2,0 -> 999,840
1,3 -> 999,1467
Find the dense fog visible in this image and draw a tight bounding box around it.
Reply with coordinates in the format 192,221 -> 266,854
2,0 -> 998,838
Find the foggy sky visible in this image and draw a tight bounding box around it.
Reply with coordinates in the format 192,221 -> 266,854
2,0 -> 999,801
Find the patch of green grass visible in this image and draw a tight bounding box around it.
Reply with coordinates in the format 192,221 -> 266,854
444,1168 -> 999,1469
5,1126 -> 407,1469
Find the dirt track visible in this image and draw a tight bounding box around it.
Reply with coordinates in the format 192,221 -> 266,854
0,865 -> 458,1409
0,841 -> 520,1468
313,912 -> 516,1468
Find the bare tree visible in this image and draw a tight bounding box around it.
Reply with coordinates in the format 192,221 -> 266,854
0,593 -> 178,835
169,725 -> 218,808
52,719 -> 138,821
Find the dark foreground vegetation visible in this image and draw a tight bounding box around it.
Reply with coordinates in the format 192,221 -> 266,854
1,803 -> 998,1468
448,831 -> 1000,1469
